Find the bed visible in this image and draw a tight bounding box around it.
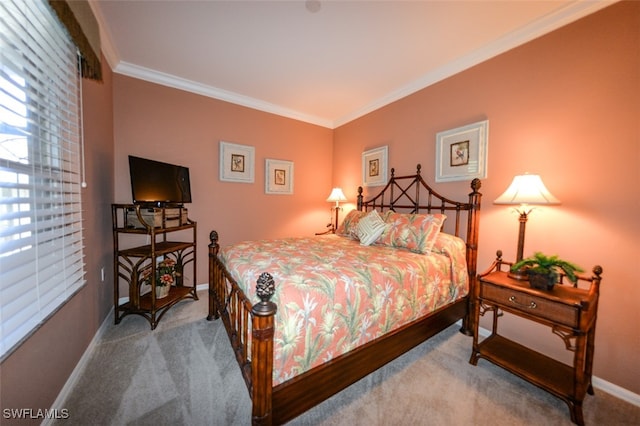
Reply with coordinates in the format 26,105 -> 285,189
208,164 -> 482,425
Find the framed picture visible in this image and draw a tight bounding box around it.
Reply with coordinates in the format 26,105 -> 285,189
265,159 -> 294,194
219,141 -> 255,183
435,120 -> 488,182
362,145 -> 388,187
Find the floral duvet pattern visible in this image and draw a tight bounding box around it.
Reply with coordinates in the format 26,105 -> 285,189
220,233 -> 468,386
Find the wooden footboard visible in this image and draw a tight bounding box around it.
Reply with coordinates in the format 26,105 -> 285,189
208,231 -> 277,424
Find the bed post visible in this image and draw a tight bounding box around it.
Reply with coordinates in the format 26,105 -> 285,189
207,231 -> 220,321
461,178 -> 482,335
251,272 -> 277,425
357,186 -> 364,211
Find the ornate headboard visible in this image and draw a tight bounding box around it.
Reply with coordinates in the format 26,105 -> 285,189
356,164 -> 482,278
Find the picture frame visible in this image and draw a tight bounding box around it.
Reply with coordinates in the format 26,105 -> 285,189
219,141 -> 255,183
265,159 -> 294,194
362,145 -> 388,187
435,120 -> 488,182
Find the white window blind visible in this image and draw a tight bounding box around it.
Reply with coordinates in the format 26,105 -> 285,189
0,0 -> 86,359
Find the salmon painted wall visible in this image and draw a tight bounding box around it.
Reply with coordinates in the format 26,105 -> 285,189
334,1 -> 639,394
112,75 -> 334,291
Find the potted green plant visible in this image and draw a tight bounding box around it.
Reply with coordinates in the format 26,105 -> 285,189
140,258 -> 176,299
511,252 -> 584,290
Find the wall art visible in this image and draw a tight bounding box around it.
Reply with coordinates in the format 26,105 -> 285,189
362,145 -> 388,187
265,159 -> 294,194
435,120 -> 488,182
219,141 -> 255,183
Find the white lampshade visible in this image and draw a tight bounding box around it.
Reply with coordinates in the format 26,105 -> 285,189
495,174 -> 560,267
494,174 -> 560,206
326,187 -> 347,205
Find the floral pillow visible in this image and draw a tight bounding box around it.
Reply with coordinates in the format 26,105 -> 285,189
378,212 -> 447,254
336,209 -> 366,239
430,232 -> 466,255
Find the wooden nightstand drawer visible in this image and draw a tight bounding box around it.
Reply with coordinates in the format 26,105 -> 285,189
482,282 -> 579,328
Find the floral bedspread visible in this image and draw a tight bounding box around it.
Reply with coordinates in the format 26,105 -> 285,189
220,233 -> 468,386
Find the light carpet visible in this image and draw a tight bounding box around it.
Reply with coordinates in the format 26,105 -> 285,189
55,292 -> 639,425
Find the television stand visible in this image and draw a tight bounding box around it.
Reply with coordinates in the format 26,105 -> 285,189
112,204 -> 197,329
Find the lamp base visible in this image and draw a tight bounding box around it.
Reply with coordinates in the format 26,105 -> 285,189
315,224 -> 335,235
508,269 -> 529,281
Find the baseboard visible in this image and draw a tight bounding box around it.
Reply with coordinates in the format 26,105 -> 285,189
593,376 -> 640,407
42,307 -> 115,426
468,321 -> 640,408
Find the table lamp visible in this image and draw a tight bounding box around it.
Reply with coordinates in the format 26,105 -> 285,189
326,187 -> 347,233
494,174 -> 560,280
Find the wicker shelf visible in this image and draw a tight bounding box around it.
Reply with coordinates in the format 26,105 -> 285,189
112,204 -> 198,329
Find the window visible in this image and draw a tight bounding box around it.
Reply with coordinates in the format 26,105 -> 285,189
0,0 -> 85,359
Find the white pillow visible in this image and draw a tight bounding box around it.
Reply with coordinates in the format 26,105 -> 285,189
356,209 -> 387,246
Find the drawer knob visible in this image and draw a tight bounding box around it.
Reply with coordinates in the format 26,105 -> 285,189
508,295 -> 537,309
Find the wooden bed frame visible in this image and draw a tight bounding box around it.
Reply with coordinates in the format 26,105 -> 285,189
208,164 -> 482,425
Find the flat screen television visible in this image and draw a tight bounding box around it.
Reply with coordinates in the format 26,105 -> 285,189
128,155 -> 192,206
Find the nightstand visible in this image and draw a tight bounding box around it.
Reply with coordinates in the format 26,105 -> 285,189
470,251 -> 603,426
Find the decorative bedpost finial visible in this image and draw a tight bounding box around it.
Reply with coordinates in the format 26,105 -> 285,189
209,230 -> 220,254
256,272 -> 275,303
209,230 -> 219,245
253,272 -> 277,317
416,164 -> 422,174
592,265 -> 603,278
390,168 -> 395,178
471,178 -> 481,192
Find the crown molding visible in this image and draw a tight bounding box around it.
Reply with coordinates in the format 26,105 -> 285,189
90,0 -> 616,130
113,62 -> 333,128
90,0 -> 331,128
333,1 -> 617,128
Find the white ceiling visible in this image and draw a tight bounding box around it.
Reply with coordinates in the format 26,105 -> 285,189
92,0 -> 615,129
